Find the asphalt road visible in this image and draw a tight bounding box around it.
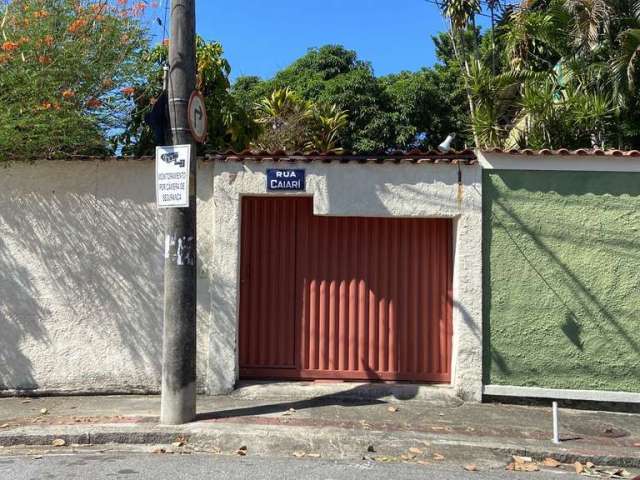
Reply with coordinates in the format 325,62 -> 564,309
0,452 -> 583,480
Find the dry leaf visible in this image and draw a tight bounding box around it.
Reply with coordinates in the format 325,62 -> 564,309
40,408 -> 48,415
417,460 -> 430,466
585,461 -> 594,469
292,451 -> 306,458
21,400 -> 31,404
409,447 -> 423,455
513,456 -> 533,464
633,442 -> 640,448
172,441 -> 185,448
464,464 -> 478,472
575,462 -> 584,474
507,462 -> 539,472
542,458 -> 561,468
152,448 -> 166,454
400,453 -> 416,461
236,446 -> 248,456
32,455 -> 42,459
388,406 -> 399,413
432,426 -> 446,431
306,453 -> 320,458
0,424 -> 9,428
51,438 -> 66,447
433,453 -> 445,461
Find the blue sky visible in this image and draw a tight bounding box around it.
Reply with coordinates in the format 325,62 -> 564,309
153,0 -> 453,80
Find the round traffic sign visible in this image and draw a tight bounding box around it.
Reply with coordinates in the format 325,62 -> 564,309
187,90 -> 208,143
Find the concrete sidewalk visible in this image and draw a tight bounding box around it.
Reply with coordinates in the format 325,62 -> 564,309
1,383 -> 640,469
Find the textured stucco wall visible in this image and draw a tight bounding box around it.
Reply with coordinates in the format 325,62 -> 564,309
483,169 -> 640,392
0,160 -> 213,394
209,161 -> 483,400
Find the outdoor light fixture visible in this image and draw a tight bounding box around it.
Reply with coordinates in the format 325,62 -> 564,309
438,133 -> 456,153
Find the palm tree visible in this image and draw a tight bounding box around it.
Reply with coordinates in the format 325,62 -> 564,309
306,104 -> 349,153
438,0 -> 482,146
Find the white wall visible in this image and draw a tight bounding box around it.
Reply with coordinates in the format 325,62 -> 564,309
0,159 -> 482,400
208,161 -> 483,400
0,160 -> 213,394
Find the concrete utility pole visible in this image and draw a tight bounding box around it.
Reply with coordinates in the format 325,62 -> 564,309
160,0 -> 197,425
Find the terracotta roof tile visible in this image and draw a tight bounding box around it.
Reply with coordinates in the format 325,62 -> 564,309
487,148 -> 640,157
22,147 -> 640,162
205,149 -> 478,165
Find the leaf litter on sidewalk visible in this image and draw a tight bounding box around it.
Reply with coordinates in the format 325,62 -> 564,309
505,456 -> 635,478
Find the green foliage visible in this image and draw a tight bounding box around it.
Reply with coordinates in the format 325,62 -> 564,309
119,36 -> 257,155
232,44 -> 466,153
252,87 -> 348,153
439,0 -> 640,149
0,0 -> 149,160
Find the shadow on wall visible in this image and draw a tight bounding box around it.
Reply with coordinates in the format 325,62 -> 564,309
483,170 -> 640,389
318,163 -> 466,218
0,235 -> 50,389
0,161 -> 166,391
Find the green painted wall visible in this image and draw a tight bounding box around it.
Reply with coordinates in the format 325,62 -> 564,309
483,169 -> 640,392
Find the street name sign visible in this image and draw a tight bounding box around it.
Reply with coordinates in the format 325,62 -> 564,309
156,144 -> 191,208
266,169 -> 306,191
188,90 -> 208,143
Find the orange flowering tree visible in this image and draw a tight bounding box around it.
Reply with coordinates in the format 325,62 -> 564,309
0,0 -> 152,159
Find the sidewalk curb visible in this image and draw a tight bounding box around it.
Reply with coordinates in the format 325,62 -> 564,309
1,423 -> 639,468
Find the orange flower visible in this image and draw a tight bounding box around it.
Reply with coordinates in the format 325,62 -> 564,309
18,37 -> 29,45
121,86 -> 135,96
33,9 -> 49,18
131,2 -> 146,16
1,41 -> 19,52
62,89 -> 75,99
43,35 -> 54,47
0,54 -> 10,65
68,18 -> 88,33
40,101 -> 53,110
86,97 -> 102,108
37,55 -> 52,64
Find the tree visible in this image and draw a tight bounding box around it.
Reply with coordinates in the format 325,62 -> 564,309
119,36 -> 257,155
233,46 -> 397,153
252,87 -> 349,153
232,44 -> 465,152
432,0 -> 640,149
253,87 -> 314,152
0,0 -> 150,160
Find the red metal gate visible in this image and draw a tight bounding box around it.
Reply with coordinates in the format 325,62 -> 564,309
239,196 -> 452,383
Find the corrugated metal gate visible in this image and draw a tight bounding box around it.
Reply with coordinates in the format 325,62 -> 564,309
239,196 -> 453,383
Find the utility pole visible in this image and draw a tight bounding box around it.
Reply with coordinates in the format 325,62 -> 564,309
160,0 -> 197,425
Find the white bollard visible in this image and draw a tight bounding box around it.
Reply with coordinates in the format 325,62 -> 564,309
552,401 -> 561,444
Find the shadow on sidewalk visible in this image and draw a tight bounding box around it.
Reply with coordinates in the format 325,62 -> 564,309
196,383 -> 420,421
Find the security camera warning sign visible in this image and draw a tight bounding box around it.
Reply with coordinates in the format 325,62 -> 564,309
156,144 -> 191,208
